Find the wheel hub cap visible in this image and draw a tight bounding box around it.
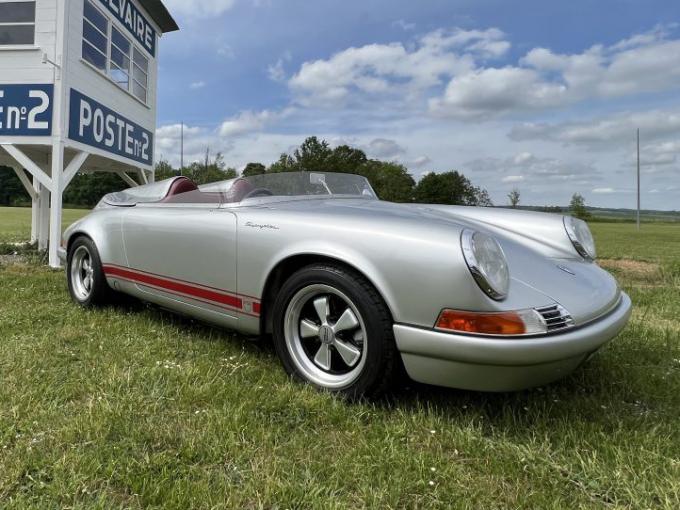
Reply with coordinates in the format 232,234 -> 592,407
283,284 -> 368,389
70,245 -> 94,301
318,325 -> 335,345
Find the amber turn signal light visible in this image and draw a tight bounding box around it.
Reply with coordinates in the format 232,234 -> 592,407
436,309 -> 530,335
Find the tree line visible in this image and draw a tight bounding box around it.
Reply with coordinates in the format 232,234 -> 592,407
0,136 -> 590,217
506,187 -> 590,220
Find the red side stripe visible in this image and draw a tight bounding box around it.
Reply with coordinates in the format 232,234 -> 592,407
103,265 -> 245,310
103,262 -> 261,300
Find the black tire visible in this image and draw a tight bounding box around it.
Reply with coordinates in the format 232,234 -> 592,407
66,236 -> 114,307
272,263 -> 398,398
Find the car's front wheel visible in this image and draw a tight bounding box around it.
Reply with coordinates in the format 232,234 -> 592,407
272,263 -> 398,398
67,236 -> 114,307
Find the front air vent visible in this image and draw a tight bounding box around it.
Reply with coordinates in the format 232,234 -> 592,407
535,304 -> 575,332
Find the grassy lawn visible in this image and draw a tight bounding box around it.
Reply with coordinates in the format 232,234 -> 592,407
0,207 -> 88,243
0,209 -> 678,508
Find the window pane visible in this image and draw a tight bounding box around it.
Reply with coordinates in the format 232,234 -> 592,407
132,81 -> 147,103
132,64 -> 147,87
0,2 -> 35,23
0,25 -> 34,45
83,0 -> 107,34
111,27 -> 130,55
82,40 -> 106,70
133,47 -> 148,72
83,19 -> 106,52
109,64 -> 129,89
110,45 -> 130,70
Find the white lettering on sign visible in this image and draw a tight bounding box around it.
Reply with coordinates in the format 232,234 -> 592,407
0,85 -> 53,135
79,100 -> 91,137
69,89 -> 153,164
100,0 -> 156,56
77,99 -> 149,161
93,108 -> 105,143
27,91 -> 50,130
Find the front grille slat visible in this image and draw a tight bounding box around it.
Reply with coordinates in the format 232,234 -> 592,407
535,304 -> 575,332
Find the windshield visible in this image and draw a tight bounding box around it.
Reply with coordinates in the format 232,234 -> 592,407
100,172 -> 376,208
237,172 -> 376,200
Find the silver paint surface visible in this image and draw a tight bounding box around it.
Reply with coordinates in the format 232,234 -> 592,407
61,178 -> 632,390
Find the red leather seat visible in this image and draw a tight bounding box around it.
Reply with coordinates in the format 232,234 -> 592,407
161,177 -> 198,201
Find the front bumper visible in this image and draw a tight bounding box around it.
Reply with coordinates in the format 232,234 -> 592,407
394,292 -> 632,391
57,247 -> 67,264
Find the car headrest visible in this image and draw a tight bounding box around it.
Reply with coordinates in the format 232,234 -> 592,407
164,176 -> 198,199
225,178 -> 256,202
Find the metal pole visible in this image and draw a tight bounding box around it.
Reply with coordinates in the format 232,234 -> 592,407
180,121 -> 184,175
637,128 -> 640,230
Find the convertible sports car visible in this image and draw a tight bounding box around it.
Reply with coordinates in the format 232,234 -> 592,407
60,171 -> 631,397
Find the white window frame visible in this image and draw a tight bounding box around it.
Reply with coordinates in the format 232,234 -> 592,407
80,0 -> 151,107
132,47 -> 149,104
82,0 -> 108,71
109,25 -> 131,90
0,0 -> 37,47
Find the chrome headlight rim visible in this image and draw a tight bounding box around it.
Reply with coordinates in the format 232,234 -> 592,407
563,216 -> 596,261
461,229 -> 510,301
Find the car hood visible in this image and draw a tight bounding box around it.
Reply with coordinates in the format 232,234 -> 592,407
241,197 -> 620,324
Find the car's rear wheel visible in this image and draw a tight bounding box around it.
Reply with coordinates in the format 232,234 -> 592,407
272,263 -> 398,398
67,236 -> 114,307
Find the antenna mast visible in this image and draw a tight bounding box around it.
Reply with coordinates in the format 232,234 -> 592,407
636,128 -> 640,230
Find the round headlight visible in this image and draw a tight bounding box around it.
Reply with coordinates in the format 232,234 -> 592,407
563,216 -> 596,260
461,229 -> 510,300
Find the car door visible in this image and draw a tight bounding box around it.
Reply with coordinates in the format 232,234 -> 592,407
119,202 -> 244,323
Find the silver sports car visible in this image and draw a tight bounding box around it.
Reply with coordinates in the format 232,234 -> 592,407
60,171 -> 631,397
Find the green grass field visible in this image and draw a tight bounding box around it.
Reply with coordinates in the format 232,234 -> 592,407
0,207 -> 87,243
0,207 -> 678,508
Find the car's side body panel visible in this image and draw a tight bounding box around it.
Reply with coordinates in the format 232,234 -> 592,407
231,199 -> 563,331
115,203 -> 249,322
64,196 -> 621,332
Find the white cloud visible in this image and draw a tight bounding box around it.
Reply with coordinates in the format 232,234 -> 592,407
156,123 -> 203,142
163,0 -> 237,18
502,175 -> 524,183
592,187 -> 616,193
609,24 -> 673,51
430,67 -> 567,119
189,81 -> 205,90
464,152 -> 599,181
268,59 -> 286,82
509,110 -> 680,146
285,24 -> 680,122
288,27 -> 508,107
431,25 -> 680,119
268,52 -> 291,82
219,110 -> 279,137
364,138 -> 405,159
155,124 -> 223,166
409,155 -> 432,168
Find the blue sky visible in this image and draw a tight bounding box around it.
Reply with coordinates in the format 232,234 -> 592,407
155,0 -> 680,209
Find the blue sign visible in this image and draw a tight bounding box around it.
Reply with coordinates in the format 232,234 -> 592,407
98,0 -> 156,56
68,89 -> 153,165
0,84 -> 53,136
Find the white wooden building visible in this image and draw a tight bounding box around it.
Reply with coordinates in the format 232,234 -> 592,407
0,0 -> 178,266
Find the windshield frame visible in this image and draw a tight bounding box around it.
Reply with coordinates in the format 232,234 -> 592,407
210,171 -> 378,205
